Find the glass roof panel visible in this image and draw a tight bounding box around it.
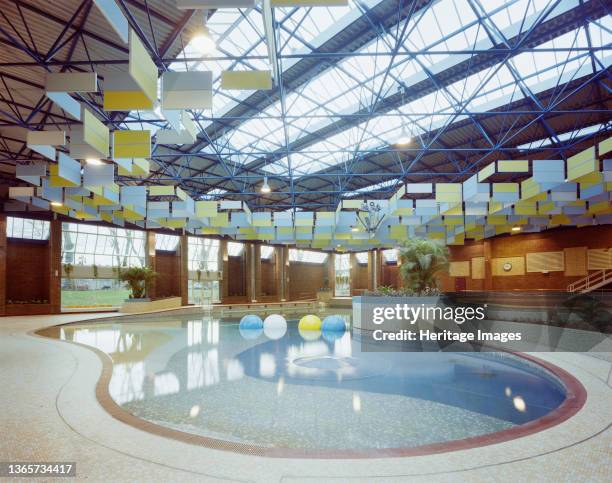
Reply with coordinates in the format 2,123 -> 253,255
263,18 -> 608,178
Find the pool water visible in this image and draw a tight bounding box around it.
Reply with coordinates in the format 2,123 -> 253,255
45,313 -> 568,451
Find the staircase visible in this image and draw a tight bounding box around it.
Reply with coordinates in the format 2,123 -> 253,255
567,269 -> 612,294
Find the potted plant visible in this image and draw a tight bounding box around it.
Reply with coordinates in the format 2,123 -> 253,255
398,238 -> 449,295
119,266 -> 158,300
92,264 -> 99,305
353,239 -> 450,330
63,263 -> 74,289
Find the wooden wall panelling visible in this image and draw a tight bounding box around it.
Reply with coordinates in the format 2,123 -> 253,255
491,257 -> 525,276
587,248 -> 612,270
0,214 -> 6,315
526,251 -> 565,272
471,257 -> 485,280
449,261 -> 470,277
564,246 -> 587,277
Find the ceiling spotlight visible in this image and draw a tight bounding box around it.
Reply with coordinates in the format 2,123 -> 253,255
50,201 -> 63,207
396,127 -> 411,146
512,225 -> 521,232
261,176 -> 271,194
192,12 -> 215,55
86,158 -> 103,165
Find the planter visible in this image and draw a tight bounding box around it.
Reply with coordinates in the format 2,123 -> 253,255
5,303 -> 53,316
120,297 -> 182,314
352,295 -> 441,331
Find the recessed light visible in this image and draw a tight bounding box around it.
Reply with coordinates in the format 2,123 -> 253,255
86,158 -> 103,165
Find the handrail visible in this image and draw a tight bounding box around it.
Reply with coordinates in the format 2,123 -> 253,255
568,269 -> 612,293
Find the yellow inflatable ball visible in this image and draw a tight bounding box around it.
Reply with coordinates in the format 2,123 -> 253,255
298,314 -> 322,331
299,326 -> 321,341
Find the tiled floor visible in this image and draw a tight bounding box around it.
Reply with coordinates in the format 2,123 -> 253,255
1,312 -> 610,482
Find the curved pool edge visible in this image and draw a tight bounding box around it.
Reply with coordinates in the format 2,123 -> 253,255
31,320 -> 587,460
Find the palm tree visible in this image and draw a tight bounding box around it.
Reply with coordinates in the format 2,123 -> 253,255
119,267 -> 158,299
398,238 -> 450,294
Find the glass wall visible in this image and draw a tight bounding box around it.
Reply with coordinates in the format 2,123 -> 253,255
7,216 -> 49,240
334,253 -> 351,297
289,248 -> 328,264
382,249 -> 398,263
355,252 -> 369,264
61,223 -> 145,268
188,237 -> 220,304
60,223 -> 146,308
155,233 -> 179,251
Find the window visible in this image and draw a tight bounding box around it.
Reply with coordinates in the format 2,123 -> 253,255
260,246 -> 275,259
355,252 -> 369,264
61,223 -> 145,268
289,249 -> 328,264
227,242 -> 244,257
188,237 -> 221,305
60,223 -> 145,309
334,253 -> 351,297
383,249 -> 398,263
155,234 -> 179,251
188,237 -> 219,272
189,280 -> 221,305
7,216 -> 49,240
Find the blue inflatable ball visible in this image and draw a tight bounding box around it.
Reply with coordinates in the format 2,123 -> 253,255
322,329 -> 344,342
321,315 -> 346,332
239,314 -> 263,330
239,327 -> 263,340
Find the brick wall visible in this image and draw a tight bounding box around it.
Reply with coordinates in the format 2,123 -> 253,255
260,259 -> 278,299
289,262 -> 326,300
6,239 -> 50,302
155,250 -> 180,298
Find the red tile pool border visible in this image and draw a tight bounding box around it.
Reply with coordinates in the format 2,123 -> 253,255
34,327 -> 587,459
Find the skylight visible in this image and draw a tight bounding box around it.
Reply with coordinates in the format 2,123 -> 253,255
516,122 -> 610,151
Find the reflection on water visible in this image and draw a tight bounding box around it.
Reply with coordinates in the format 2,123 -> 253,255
48,314 -> 568,450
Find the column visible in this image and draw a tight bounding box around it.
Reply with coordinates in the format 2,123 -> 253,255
179,234 -> 189,305
396,250 -> 403,289
328,253 -> 336,297
49,218 -> 62,314
0,213 -> 6,316
220,240 -> 229,302
277,246 -> 289,301
350,252 -> 357,296
483,239 -> 493,291
367,249 -> 379,291
145,231 -> 157,299
246,243 -> 261,303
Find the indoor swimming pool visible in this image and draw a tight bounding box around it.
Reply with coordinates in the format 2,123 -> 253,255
39,313 -> 574,456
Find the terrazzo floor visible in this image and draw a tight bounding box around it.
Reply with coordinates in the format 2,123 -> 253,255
0,311 -> 610,482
